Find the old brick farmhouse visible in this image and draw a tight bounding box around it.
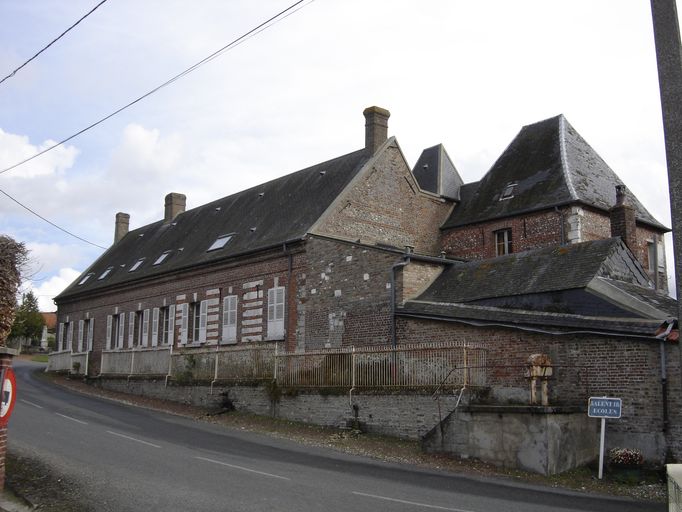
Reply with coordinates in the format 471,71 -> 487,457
51,107 -> 680,469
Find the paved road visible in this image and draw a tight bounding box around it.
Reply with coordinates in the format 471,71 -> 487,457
8,360 -> 663,512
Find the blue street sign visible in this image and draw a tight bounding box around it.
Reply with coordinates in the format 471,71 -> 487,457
588,397 -> 622,419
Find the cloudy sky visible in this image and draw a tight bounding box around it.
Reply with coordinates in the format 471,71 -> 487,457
0,0 -> 679,311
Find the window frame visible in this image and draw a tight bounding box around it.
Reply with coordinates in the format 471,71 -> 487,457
494,228 -> 512,257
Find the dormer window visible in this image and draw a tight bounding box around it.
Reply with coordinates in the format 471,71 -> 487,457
78,273 -> 94,285
500,182 -> 517,201
153,251 -> 172,266
207,234 -> 233,252
98,267 -> 114,280
129,258 -> 145,272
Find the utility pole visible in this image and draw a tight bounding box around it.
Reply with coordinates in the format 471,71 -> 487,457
650,0 -> 682,460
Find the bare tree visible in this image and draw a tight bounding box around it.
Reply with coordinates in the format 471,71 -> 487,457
0,236 -> 28,347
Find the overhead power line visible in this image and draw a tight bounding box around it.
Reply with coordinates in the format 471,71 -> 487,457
0,0 -> 312,176
0,187 -> 107,250
0,0 -> 109,86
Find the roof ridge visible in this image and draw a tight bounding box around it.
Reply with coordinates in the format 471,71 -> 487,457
558,115 -> 578,200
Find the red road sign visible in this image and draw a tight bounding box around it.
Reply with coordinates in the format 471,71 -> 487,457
0,368 -> 17,425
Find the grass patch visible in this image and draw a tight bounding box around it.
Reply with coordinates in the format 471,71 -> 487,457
30,354 -> 49,363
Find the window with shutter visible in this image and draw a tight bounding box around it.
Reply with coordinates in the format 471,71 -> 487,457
152,308 -> 159,347
106,316 -> 112,350
142,309 -> 150,347
179,304 -> 188,344
58,323 -> 65,351
222,295 -> 237,343
118,313 -> 125,349
87,319 -> 94,351
128,313 -> 135,348
66,322 -> 73,351
77,320 -> 84,352
199,300 -> 208,343
267,287 -> 285,340
168,305 -> 176,345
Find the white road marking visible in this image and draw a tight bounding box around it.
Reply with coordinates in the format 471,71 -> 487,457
55,412 -> 87,425
20,399 -> 42,409
195,456 -> 291,481
352,491 -> 475,512
106,430 -> 161,448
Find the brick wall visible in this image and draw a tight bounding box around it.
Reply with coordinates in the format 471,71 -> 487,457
397,317 -> 682,463
441,206 -> 669,293
299,237 -> 399,349
314,143 -> 452,255
57,246 -> 308,375
440,209 -> 564,260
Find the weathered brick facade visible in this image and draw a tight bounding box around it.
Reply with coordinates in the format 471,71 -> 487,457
441,205 -> 669,293
53,107 -> 678,468
397,317 -> 682,463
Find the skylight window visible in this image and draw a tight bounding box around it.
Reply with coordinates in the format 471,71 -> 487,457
98,267 -> 114,280
207,234 -> 233,252
499,182 -> 517,201
129,258 -> 145,272
153,251 -> 172,266
78,273 -> 94,285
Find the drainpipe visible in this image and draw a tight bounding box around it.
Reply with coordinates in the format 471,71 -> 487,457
656,320 -> 674,433
390,249 -> 412,348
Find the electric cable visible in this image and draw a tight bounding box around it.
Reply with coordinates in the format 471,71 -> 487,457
0,0 -> 312,176
0,187 -> 107,249
0,0 -> 109,86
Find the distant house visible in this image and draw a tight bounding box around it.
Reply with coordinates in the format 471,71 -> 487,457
52,107 -> 679,463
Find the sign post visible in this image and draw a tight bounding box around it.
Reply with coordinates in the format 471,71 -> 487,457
588,397 -> 622,479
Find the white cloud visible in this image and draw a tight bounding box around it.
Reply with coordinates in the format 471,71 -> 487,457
24,268 -> 81,312
0,129 -> 78,179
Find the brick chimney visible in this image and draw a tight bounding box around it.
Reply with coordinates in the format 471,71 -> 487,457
610,184 -> 637,250
164,192 -> 186,222
114,212 -> 130,243
363,106 -> 390,154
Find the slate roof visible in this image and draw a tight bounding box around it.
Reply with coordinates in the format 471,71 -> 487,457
56,149 -> 369,301
416,238 -> 642,304
399,302 -> 664,337
412,144 -> 463,200
400,238 -> 675,336
442,115 -> 667,230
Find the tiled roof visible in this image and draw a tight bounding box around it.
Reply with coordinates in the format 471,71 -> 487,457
442,115 -> 667,230
56,149 -> 369,301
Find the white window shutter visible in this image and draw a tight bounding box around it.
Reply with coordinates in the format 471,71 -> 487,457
66,322 -> 74,351
199,300 -> 208,343
142,309 -> 150,347
222,296 -> 237,343
105,316 -> 112,350
267,287 -> 285,340
58,323 -> 65,351
179,304 -> 188,344
77,320 -> 84,352
151,308 -> 159,347
118,313 -> 125,348
168,305 -> 176,345
128,313 -> 135,348
87,319 -> 94,351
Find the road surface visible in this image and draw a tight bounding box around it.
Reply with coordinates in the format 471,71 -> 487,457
8,360 -> 663,512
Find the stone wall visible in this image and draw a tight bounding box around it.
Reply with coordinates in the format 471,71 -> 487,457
423,405 -> 598,475
95,377 -> 458,440
398,317 -> 682,463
